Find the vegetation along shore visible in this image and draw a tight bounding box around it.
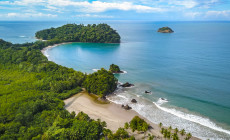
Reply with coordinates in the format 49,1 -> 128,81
0,23 -> 198,139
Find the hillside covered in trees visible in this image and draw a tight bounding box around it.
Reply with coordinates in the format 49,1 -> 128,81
0,37 -> 120,139
83,68 -> 118,97
35,24 -> 121,43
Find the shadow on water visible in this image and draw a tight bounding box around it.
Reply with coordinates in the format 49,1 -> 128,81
70,42 -> 121,53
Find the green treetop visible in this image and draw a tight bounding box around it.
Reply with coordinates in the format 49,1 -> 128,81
129,116 -> 149,132
83,68 -> 118,97
109,64 -> 121,73
35,23 -> 121,43
157,27 -> 174,33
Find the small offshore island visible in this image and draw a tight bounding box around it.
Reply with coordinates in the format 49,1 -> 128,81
0,23 -> 197,140
158,27 -> 174,33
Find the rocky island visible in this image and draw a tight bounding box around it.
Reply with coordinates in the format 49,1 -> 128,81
158,27 -> 174,33
109,64 -> 124,73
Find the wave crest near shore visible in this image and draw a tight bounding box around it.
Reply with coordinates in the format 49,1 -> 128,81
153,101 -> 230,136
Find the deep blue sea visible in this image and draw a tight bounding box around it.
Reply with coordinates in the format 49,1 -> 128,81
1,21 -> 230,139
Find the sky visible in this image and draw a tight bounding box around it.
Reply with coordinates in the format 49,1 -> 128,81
0,0 -> 230,21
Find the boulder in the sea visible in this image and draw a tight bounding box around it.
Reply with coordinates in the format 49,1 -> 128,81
131,99 -> 137,103
121,82 -> 134,87
145,90 -> 151,94
158,27 -> 174,33
160,98 -> 167,101
122,104 -> 132,110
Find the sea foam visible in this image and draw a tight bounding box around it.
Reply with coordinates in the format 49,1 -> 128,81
153,101 -> 230,135
121,70 -> 127,74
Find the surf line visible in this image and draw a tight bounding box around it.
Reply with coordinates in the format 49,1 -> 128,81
153,102 -> 230,135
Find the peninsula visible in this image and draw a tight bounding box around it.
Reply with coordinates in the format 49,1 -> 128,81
36,23 -> 121,43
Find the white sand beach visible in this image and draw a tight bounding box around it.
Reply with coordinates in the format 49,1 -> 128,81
64,91 -> 199,140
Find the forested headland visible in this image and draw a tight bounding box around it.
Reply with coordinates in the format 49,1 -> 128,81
35,23 -> 121,43
0,23 -> 121,139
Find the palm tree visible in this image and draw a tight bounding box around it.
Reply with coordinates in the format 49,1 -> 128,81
168,126 -> 172,131
148,134 -> 155,140
161,128 -> 165,134
163,130 -> 167,138
163,129 -> 168,138
159,122 -> 163,128
180,129 -> 185,136
186,133 -> 192,139
174,128 -> 179,134
172,133 -> 179,140
166,131 -> 171,139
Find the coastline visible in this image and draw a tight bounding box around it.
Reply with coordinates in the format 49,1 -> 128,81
64,90 -> 200,140
41,43 -> 200,139
41,42 -> 72,56
40,41 -> 121,57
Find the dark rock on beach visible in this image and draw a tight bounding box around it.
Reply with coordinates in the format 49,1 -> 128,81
131,99 -> 137,103
96,96 -> 110,104
121,82 -> 134,87
121,104 -> 132,110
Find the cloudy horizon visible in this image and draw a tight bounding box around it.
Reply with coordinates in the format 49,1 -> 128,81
0,0 -> 230,21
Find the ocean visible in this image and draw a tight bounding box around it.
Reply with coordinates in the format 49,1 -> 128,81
1,21 -> 230,139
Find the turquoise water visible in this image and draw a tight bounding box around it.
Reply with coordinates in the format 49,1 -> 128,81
1,21 -> 230,139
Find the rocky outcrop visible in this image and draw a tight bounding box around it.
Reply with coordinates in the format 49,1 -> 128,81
109,64 -> 123,73
145,91 -> 151,94
158,27 -> 174,33
96,96 -> 110,104
131,99 -> 137,103
121,104 -> 132,110
160,98 -> 167,101
121,82 -> 134,87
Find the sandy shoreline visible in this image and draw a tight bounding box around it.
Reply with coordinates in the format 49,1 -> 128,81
41,42 -> 72,56
64,91 -> 199,140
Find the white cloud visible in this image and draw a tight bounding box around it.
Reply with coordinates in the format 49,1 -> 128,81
0,1 -> 11,5
0,12 -> 57,18
10,0 -> 45,6
169,0 -> 198,8
184,12 -> 201,18
43,5 -> 64,13
75,14 -> 113,18
79,1 -> 166,13
206,10 -> 230,17
46,1 -> 166,13
182,10 -> 230,19
0,0 -> 166,13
